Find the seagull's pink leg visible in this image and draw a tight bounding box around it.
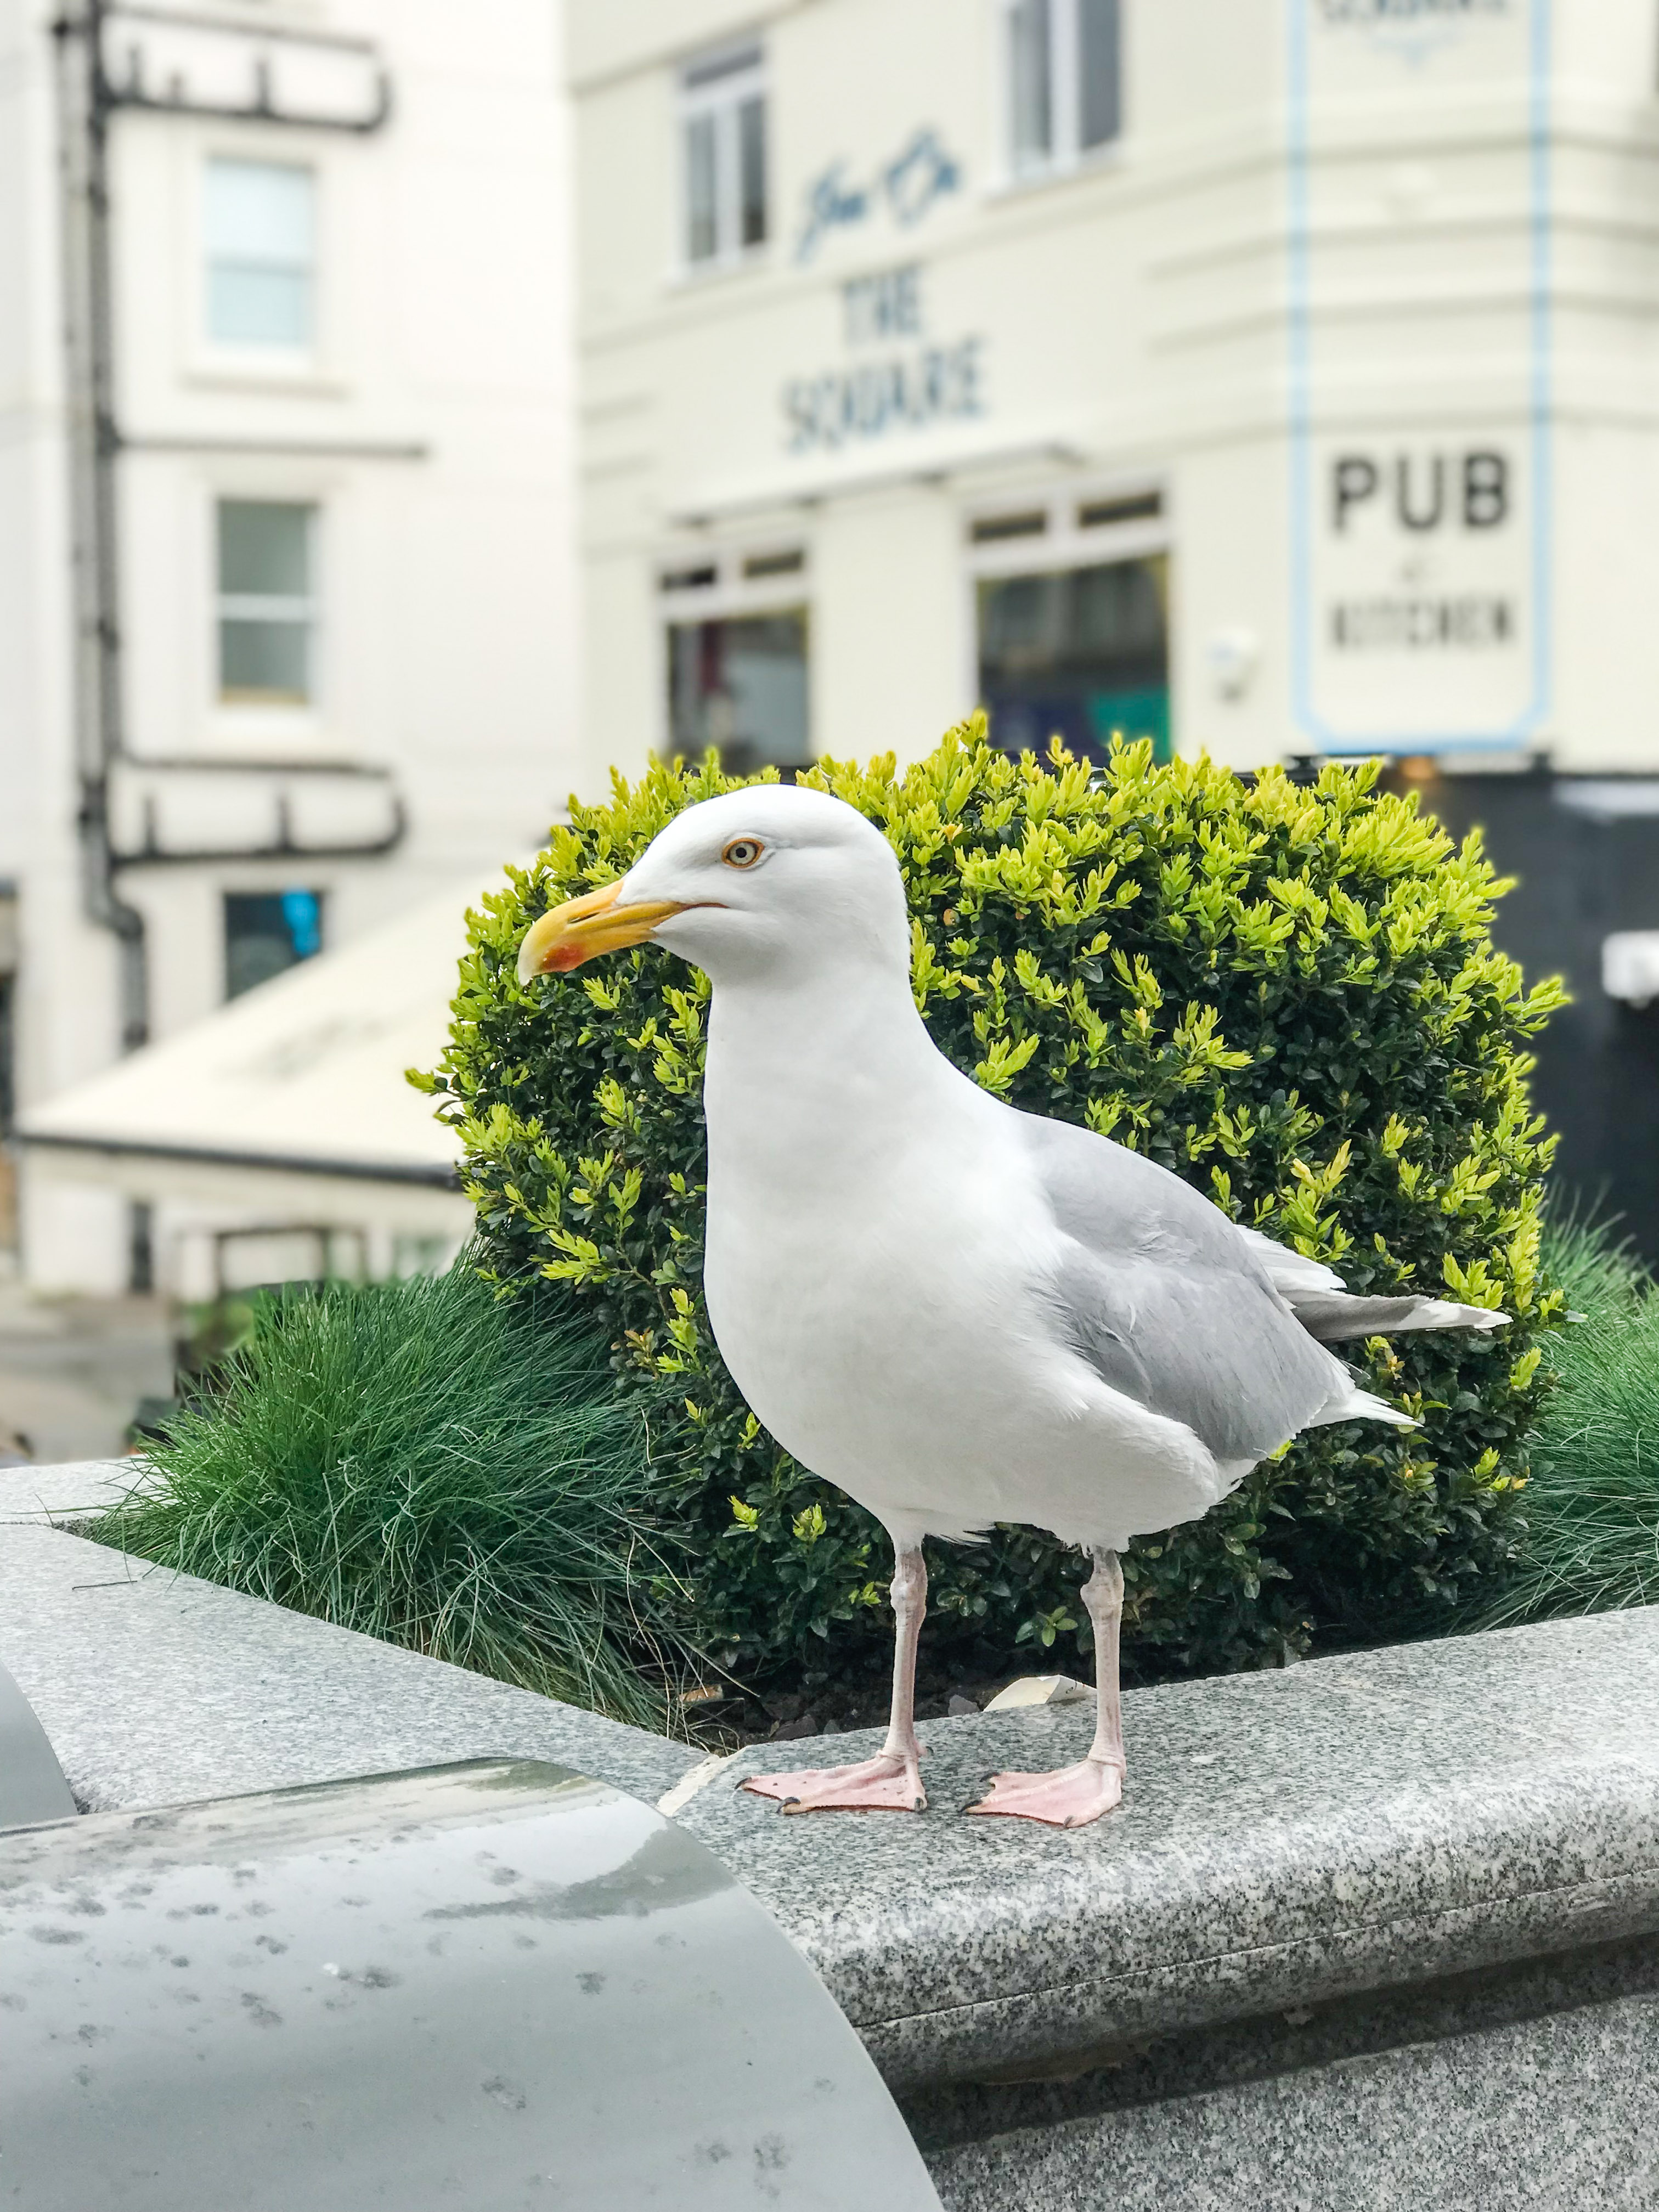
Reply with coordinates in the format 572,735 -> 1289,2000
966,1547 -> 1126,1828
741,1544 -> 928,1813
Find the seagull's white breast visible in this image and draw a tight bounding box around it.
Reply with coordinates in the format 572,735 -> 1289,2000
702,1057 -> 1222,1550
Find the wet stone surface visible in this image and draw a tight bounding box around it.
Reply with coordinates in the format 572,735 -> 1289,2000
9,1461 -> 1659,2161
0,1468 -> 697,1814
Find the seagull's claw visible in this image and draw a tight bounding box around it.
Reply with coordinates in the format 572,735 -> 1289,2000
963,1756 -> 1124,1828
740,1752 -> 927,1814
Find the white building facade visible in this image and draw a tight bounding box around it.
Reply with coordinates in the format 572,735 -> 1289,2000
1,0 -> 576,1289
567,0 -> 1659,787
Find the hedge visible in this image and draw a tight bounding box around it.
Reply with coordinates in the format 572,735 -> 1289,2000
416,720 -> 1565,1686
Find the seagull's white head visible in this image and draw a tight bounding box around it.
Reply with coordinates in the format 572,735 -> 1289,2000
516,785 -> 910,991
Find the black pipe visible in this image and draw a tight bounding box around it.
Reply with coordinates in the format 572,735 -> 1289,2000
54,0 -> 149,1053
50,4 -> 402,1055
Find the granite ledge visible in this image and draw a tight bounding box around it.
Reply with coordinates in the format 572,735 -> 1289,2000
673,1604 -> 1659,2088
8,1462 -> 1659,2101
0,1511 -> 698,1813
902,1928 -> 1659,2152
0,1457 -> 135,1523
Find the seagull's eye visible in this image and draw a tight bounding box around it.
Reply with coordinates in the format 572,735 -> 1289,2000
721,837 -> 765,870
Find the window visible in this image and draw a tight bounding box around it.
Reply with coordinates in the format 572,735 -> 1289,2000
224,889 -> 324,1000
0,884 -> 14,1141
1008,0 -> 1121,175
209,1223 -> 364,1291
971,510 -> 1049,544
659,547 -> 810,773
205,157 -> 315,348
393,1232 -> 464,1279
1079,489 -> 1161,530
217,500 -> 315,706
742,548 -> 805,580
668,613 -> 810,775
0,971 -> 13,1143
978,554 -> 1169,763
681,43 -> 767,268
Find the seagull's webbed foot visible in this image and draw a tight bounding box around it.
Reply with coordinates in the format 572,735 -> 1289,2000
963,1755 -> 1123,1829
740,1750 -> 927,1814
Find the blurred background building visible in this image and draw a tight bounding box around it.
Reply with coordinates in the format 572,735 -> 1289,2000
568,0 -> 1659,1258
1,0 -> 574,1301
573,0 -> 1659,776
4,0 -> 1659,1451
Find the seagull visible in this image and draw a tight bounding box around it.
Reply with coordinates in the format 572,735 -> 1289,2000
517,785 -> 1507,1827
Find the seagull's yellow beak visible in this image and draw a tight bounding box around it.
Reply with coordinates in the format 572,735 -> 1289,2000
516,882 -> 686,982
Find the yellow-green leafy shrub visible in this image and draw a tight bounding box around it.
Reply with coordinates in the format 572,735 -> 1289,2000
417,721 -> 1564,1684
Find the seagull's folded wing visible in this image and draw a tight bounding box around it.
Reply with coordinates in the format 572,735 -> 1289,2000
1017,1113 -> 1344,1463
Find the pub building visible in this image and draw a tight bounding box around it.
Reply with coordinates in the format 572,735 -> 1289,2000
568,0 -> 1659,1253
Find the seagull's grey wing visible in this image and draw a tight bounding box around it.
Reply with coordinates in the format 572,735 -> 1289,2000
1016,1113 -> 1342,1462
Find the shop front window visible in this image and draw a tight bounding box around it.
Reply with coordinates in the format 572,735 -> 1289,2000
667,611 -> 810,776
978,553 -> 1169,763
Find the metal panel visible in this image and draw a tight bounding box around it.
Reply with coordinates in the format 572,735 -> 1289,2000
0,1758 -> 942,2210
0,1660 -> 77,1830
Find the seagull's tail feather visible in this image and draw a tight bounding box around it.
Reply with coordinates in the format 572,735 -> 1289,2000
1307,1384 -> 1418,1432
1288,1292 -> 1510,1344
1237,1227 -> 1509,1343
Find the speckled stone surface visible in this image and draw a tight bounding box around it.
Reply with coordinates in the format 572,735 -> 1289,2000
903,1932 -> 1659,2151
10,1456 -> 1659,2204
0,1521 -> 698,1813
924,1965 -> 1659,2210
0,1457 -> 134,1522
673,1607 -> 1659,2089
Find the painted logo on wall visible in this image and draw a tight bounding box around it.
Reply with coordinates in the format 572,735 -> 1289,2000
1317,0 -> 1511,65
1321,445 -> 1520,654
1318,0 -> 1509,18
781,262 -> 985,455
1288,0 -> 1549,753
794,128 -> 963,264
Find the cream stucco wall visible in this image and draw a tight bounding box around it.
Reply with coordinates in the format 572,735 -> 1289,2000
569,0 -> 1659,784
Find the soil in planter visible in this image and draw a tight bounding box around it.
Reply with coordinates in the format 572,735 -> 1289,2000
680,1640 -> 1079,1752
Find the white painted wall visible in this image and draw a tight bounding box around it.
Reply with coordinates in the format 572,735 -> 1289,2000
1,0 -> 579,1288
568,0 -> 1659,784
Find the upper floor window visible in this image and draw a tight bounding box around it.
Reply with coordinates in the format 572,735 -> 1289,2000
1008,0 -> 1121,176
681,42 -> 767,268
205,157 -> 315,348
217,499 -> 316,706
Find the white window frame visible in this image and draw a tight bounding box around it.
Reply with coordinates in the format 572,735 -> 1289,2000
213,497 -> 321,716
678,40 -> 768,274
960,477 -> 1169,721
655,539 -> 811,759
201,154 -> 319,358
1003,0 -> 1122,182
656,540 -> 808,622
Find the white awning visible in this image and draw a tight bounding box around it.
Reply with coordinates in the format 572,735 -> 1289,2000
19,877 -> 493,1188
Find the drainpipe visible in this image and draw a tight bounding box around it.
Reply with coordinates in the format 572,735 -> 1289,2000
53,0 -> 148,1053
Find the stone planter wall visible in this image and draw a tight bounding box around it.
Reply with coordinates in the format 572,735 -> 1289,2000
5,1462 -> 1657,2210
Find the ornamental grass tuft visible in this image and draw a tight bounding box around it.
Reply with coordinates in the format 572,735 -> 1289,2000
421,719 -> 1564,1688
1476,1212 -> 1659,1627
92,1263 -> 678,1728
